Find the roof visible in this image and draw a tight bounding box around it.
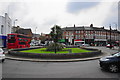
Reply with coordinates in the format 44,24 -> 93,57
16,29 -> 33,36
32,34 -> 40,37
62,26 -> 102,31
62,26 -> 120,33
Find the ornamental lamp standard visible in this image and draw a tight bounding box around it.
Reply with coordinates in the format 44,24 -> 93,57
54,25 -> 57,53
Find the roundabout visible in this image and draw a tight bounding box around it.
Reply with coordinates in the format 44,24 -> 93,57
6,46 -> 105,62
3,47 -> 119,78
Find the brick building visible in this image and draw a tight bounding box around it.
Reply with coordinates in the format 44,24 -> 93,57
62,24 -> 120,46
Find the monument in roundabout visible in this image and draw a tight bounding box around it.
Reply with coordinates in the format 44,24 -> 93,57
8,25 -> 102,60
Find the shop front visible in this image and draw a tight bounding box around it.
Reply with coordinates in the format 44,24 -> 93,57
94,39 -> 107,46
0,35 -> 7,48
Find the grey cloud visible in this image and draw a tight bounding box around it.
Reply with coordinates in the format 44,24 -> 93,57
7,2 -> 29,20
66,2 -> 99,14
103,3 -> 118,29
42,18 -> 58,26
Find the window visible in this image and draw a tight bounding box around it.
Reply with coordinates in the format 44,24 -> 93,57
8,39 -> 16,43
18,39 -> 23,41
19,42 -> 26,45
8,35 -> 15,37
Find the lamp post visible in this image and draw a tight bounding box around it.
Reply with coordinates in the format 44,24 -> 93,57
35,27 -> 37,35
113,23 -> 120,51
113,23 -> 117,30
54,25 -> 57,53
73,24 -> 75,45
35,27 -> 37,46
83,26 -> 86,45
14,19 -> 18,27
118,38 -> 120,52
109,24 -> 112,49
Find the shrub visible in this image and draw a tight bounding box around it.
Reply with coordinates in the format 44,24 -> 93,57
46,43 -> 64,51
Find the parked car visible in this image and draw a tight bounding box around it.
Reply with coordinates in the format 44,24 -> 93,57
99,52 -> 120,73
106,44 -> 114,48
82,44 -> 90,47
40,43 -> 46,46
76,44 -> 82,47
61,43 -> 66,46
30,43 -> 35,46
0,48 -> 5,62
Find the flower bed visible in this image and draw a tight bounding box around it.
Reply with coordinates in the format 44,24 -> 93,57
8,47 -> 102,59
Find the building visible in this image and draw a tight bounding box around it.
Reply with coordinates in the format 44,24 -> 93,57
0,13 -> 12,47
12,26 -> 23,33
31,33 -> 41,45
12,26 -> 33,38
40,33 -> 51,41
15,28 -> 33,38
62,24 -> 120,46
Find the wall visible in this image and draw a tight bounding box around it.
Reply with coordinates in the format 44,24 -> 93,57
0,13 -> 12,47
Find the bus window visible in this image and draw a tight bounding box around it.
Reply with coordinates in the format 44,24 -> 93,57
8,35 -> 15,37
18,39 -> 23,41
8,39 -> 16,43
19,42 -> 26,45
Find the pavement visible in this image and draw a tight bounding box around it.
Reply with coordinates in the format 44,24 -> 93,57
4,46 -> 119,62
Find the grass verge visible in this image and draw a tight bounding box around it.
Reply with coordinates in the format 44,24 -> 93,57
20,48 -> 91,54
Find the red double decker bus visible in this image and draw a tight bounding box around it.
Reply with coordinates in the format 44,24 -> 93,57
7,33 -> 31,49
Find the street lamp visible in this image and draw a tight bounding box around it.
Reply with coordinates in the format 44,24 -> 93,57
118,32 -> 120,51
14,19 -> 18,27
113,22 -> 117,30
54,25 -> 57,53
73,24 -> 75,45
35,27 -> 37,46
109,24 -> 112,49
83,26 -> 86,45
35,27 -> 37,35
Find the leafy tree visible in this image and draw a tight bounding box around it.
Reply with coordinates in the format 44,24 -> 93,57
50,25 -> 62,43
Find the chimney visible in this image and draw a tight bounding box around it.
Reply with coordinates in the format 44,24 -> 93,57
74,24 -> 75,28
102,26 -> 104,29
90,24 -> 93,27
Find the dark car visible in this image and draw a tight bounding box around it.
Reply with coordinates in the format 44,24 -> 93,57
99,52 -> 120,73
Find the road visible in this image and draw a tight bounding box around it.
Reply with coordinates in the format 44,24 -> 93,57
2,47 -> 120,79
2,59 -> 120,78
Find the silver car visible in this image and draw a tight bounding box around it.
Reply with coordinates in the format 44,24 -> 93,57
0,48 -> 5,62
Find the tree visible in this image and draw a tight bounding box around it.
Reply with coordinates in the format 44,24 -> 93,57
50,25 -> 62,43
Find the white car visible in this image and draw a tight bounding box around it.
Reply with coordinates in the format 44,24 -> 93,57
30,43 -> 35,46
82,44 -> 90,47
0,48 -> 5,62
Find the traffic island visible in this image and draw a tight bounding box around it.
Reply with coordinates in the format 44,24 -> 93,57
7,47 -> 103,61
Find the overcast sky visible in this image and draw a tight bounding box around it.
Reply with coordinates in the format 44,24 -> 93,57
0,0 -> 119,34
